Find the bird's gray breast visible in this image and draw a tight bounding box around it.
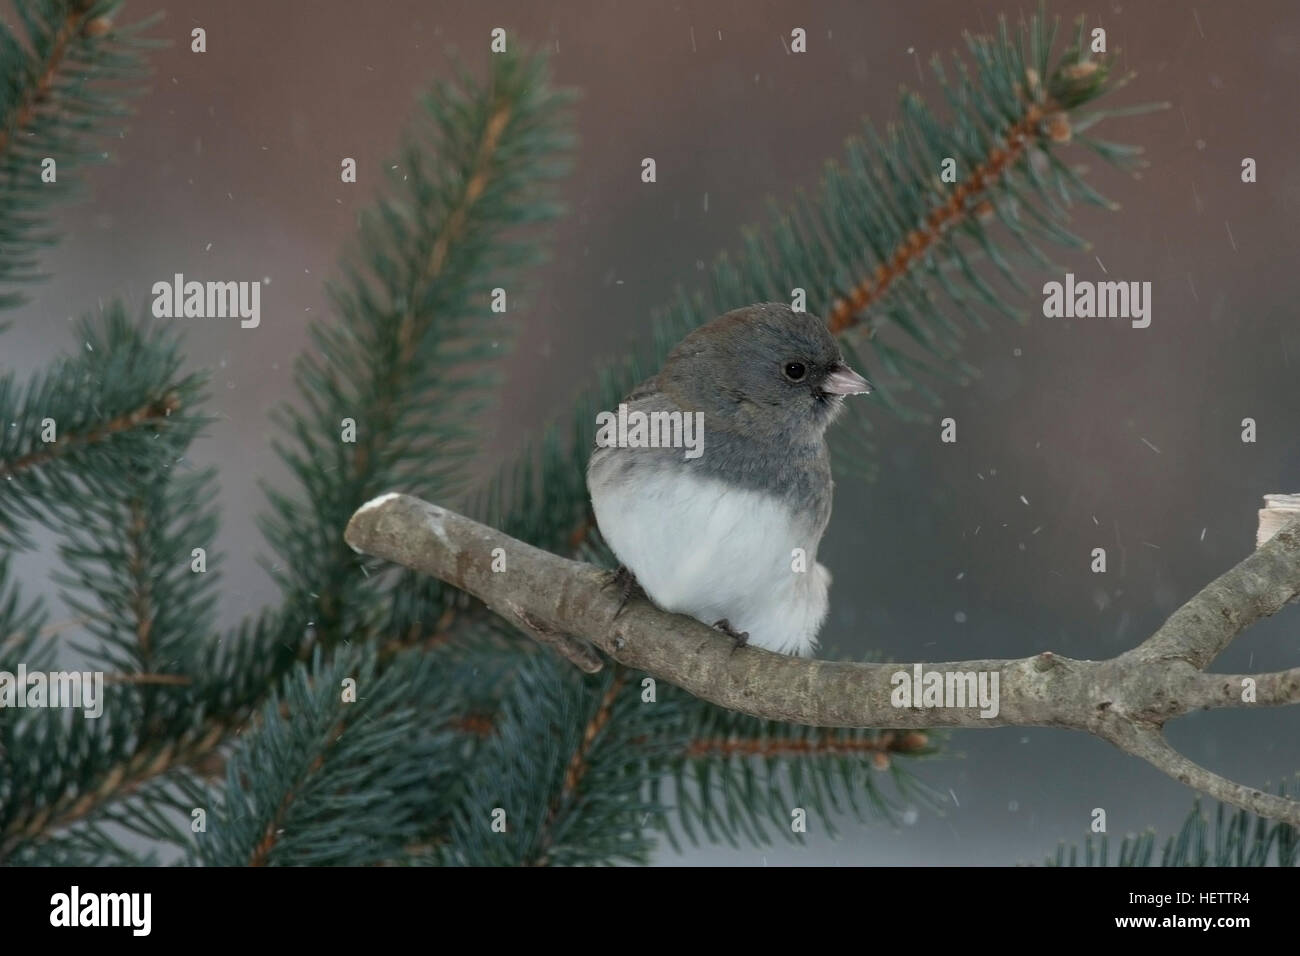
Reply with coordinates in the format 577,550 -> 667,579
691,426 -> 833,535
590,386 -> 834,539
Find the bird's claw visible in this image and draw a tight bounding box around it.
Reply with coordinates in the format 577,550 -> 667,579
605,565 -> 643,619
713,619 -> 749,651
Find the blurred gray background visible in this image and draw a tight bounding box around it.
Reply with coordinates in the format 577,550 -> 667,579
4,0 -> 1299,864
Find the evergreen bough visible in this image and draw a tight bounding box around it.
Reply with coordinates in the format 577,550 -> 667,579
0,1 -> 1289,866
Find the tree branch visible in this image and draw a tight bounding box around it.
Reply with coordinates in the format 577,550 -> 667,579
1134,524 -> 1300,668
0,2 -> 89,158
0,721 -> 227,860
344,493 -> 1300,825
0,391 -> 181,480
826,95 -> 1053,334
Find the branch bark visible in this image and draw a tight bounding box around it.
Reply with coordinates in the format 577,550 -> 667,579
344,492 -> 1300,826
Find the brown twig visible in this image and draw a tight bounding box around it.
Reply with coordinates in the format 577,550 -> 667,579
0,615 -> 91,656
826,99 -> 1053,334
449,713 -> 495,738
247,719 -> 342,867
0,722 -> 227,861
561,668 -> 628,799
685,730 -> 930,760
378,606 -> 461,658
126,499 -> 154,659
0,4 -> 89,158
0,392 -> 181,480
533,667 -> 629,864
102,672 -> 192,686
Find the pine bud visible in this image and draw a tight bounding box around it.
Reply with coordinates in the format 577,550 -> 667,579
1061,60 -> 1099,82
899,731 -> 929,751
83,17 -> 113,38
1044,112 -> 1072,144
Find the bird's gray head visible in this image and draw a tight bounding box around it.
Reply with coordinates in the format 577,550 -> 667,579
659,302 -> 872,443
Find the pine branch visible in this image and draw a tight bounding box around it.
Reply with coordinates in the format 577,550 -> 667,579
345,494 -> 1300,827
656,689 -> 938,849
0,392 -> 179,480
0,307 -> 232,862
0,2 -> 88,157
0,305 -> 206,549
1049,783 -> 1300,867
3,772 -> 204,866
0,706 -> 227,861
0,49 -> 577,863
0,303 -> 220,863
401,652 -> 933,854
50,417 -> 219,683
0,607 -> 329,863
534,665 -> 630,863
258,48 -> 573,650
826,74 -> 1065,335
0,0 -> 161,309
0,552 -> 51,672
443,654 -> 686,866
194,649 -> 460,867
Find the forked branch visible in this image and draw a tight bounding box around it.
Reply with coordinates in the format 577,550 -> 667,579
344,493 -> 1300,825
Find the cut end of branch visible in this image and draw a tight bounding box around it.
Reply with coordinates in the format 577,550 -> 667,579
1257,494 -> 1300,549
345,492 -> 413,553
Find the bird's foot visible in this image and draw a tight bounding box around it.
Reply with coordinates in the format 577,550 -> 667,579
604,565 -> 644,618
713,619 -> 749,651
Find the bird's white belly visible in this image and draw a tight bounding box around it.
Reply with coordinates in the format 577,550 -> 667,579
590,468 -> 830,656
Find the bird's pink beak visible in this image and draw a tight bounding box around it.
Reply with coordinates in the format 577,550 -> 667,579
822,363 -> 873,395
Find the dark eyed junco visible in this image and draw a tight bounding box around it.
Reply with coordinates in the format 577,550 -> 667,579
586,302 -> 871,656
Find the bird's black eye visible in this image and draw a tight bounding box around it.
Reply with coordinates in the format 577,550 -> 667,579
782,361 -> 807,382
